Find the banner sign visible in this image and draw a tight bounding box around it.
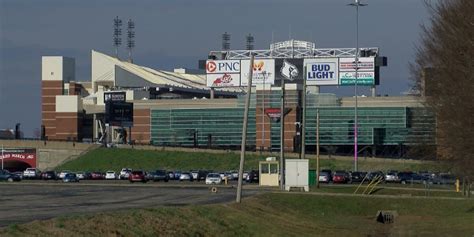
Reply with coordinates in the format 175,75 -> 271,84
105,102 -> 134,127
274,59 -> 304,86
339,57 -> 375,71
265,108 -> 292,122
339,57 -> 375,85
0,148 -> 37,168
240,59 -> 275,86
206,60 -> 241,87
207,73 -> 241,87
206,60 -> 240,74
104,91 -> 126,103
304,58 -> 339,85
339,71 -> 375,85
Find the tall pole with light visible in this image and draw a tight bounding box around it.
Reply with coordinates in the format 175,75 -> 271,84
348,0 -> 367,172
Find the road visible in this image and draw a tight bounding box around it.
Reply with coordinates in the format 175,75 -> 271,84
0,182 -> 260,227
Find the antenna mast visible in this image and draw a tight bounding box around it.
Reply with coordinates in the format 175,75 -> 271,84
113,16 -> 122,58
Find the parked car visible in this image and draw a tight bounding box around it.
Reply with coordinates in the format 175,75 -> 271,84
385,171 -> 400,183
119,168 -> 132,180
76,171 -> 91,180
432,173 -> 457,185
91,171 -> 105,180
318,171 -> 331,183
58,170 -> 72,179
205,173 -> 222,184
333,171 -> 349,184
173,171 -> 183,180
231,170 -> 239,180
398,172 -> 430,184
63,173 -> 79,183
320,169 -> 333,182
367,171 -> 385,182
246,170 -> 259,183
12,171 -> 23,180
105,171 -> 117,180
41,171 -> 58,180
129,170 -> 147,183
350,171 -> 367,183
0,169 -> 22,182
23,168 -> 41,179
149,170 -> 169,182
179,172 -> 194,182
190,170 -> 199,180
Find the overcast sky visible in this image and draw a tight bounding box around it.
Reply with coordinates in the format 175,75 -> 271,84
0,0 -> 433,136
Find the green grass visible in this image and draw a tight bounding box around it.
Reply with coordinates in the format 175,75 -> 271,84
1,193 -> 473,237
311,185 -> 462,198
56,148 -> 441,172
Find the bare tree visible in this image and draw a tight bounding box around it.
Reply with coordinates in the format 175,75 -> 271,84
411,0 -> 474,177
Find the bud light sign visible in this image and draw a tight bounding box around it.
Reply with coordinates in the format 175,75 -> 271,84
304,58 -> 339,85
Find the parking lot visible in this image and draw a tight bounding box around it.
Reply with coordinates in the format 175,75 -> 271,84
0,182 -> 261,227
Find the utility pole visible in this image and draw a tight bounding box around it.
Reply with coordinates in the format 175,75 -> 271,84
236,53 -> 254,203
280,70 -> 286,191
301,66 -> 307,159
316,109 -> 320,188
348,0 -> 367,172
1,145 -> 4,170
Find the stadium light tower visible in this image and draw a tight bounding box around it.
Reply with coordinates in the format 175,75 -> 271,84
113,16 -> 122,58
348,0 -> 367,172
127,19 -> 135,63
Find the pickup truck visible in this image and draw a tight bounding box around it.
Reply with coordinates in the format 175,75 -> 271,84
23,168 -> 41,179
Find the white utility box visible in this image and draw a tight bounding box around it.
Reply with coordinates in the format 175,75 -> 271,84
285,159 -> 309,192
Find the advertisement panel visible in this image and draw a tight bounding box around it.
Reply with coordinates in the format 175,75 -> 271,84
0,148 -> 37,169
206,73 -> 241,87
205,60 -> 240,74
104,91 -> 126,103
339,57 -> 375,86
304,58 -> 339,85
206,60 -> 241,87
240,59 -> 275,86
274,59 -> 304,86
339,71 -> 375,85
339,57 -> 375,72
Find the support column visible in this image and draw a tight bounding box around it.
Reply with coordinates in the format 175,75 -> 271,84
210,88 -> 215,99
371,85 -> 376,97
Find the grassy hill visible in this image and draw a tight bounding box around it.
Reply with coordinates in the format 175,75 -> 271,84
55,147 -> 441,172
2,193 -> 473,236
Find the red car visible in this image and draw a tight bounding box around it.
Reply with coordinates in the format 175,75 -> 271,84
129,171 -> 147,183
333,171 -> 348,184
91,172 -> 105,180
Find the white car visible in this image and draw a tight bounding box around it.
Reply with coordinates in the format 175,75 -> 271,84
23,168 -> 41,179
205,173 -> 222,185
58,170 -> 71,179
119,168 -> 132,180
179,172 -> 193,181
105,171 -> 117,180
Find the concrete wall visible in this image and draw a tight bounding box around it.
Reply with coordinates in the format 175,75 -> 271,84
0,140 -> 99,171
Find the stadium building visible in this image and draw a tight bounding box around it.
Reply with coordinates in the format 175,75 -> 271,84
41,40 -> 435,157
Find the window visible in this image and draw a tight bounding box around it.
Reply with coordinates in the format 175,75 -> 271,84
270,163 -> 278,174
260,164 -> 269,174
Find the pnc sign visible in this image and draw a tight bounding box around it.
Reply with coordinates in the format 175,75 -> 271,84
206,60 -> 240,74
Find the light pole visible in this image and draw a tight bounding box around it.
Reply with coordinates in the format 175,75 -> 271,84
1,145 -> 4,170
348,0 -> 367,172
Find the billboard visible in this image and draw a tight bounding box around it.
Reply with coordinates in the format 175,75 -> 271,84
274,59 -> 304,86
339,57 -> 375,85
207,73 -> 241,87
104,91 -> 126,103
240,59 -> 275,86
0,148 -> 37,169
206,60 -> 241,87
105,102 -> 134,127
304,58 -> 339,85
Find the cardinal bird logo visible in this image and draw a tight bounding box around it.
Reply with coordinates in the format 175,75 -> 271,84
253,61 -> 264,71
280,60 -> 298,80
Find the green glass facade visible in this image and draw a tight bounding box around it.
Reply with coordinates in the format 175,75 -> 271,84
151,108 -> 256,148
150,93 -> 435,149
